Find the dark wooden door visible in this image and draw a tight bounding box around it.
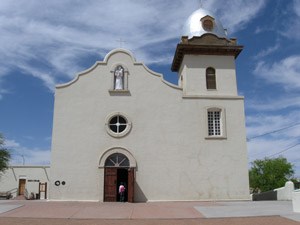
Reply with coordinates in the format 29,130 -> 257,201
128,168 -> 134,203
18,179 -> 26,195
104,168 -> 117,202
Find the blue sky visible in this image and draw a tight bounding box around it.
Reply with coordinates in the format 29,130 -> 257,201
1,0 -> 300,178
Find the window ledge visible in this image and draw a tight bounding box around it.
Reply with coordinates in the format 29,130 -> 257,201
205,136 -> 227,140
108,89 -> 131,96
109,89 -> 130,93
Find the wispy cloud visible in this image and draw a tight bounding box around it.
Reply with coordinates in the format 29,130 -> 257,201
246,95 -> 300,111
254,43 -> 280,59
204,0 -> 267,33
246,112 -> 300,139
0,0 -> 266,97
5,138 -> 50,165
254,55 -> 300,90
295,0 -> 300,16
280,0 -> 300,40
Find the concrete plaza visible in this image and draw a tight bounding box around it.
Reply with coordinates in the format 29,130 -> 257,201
0,200 -> 299,225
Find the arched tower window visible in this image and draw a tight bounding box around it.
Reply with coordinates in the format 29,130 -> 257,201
206,67 -> 216,90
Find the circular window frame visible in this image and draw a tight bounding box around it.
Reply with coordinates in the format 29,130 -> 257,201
105,112 -> 132,138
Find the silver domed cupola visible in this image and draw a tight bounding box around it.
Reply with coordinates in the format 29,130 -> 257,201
183,8 -> 227,38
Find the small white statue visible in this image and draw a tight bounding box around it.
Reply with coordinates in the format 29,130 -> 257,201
114,66 -> 124,90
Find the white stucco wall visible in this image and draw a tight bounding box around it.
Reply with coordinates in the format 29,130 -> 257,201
50,49 -> 249,202
0,166 -> 50,199
275,181 -> 295,200
179,55 -> 238,96
293,190 -> 300,212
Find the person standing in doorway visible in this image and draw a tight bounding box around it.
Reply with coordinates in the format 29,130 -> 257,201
119,183 -> 126,202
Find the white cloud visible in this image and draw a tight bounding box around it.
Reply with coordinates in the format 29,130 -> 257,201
18,63 -> 57,92
280,0 -> 300,40
0,0 -> 265,96
5,139 -> 21,148
246,112 -> 300,140
204,0 -> 267,33
254,55 -> 300,90
294,0 -> 300,17
10,148 -> 51,165
254,43 -> 280,59
5,138 -> 50,165
246,95 -> 300,111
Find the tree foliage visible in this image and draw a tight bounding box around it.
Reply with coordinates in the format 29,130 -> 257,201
249,157 -> 294,193
0,133 -> 11,173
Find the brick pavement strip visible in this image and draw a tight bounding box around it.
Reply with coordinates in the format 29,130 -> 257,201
0,217 -> 299,225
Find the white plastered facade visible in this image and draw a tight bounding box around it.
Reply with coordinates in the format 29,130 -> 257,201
0,8 -> 250,202
49,47 -> 250,202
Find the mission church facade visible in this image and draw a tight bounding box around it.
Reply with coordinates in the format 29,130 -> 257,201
0,7 -> 250,201
49,8 -> 250,202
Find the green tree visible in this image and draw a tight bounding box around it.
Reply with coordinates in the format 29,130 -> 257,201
249,157 -> 294,193
0,133 -> 11,173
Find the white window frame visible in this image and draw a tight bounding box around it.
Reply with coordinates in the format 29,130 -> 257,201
205,107 -> 227,139
105,112 -> 132,138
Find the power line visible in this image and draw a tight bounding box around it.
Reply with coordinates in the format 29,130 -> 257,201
247,122 -> 300,141
249,141 -> 300,160
266,142 -> 300,158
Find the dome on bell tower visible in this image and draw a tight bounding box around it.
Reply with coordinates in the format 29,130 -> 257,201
183,8 -> 227,39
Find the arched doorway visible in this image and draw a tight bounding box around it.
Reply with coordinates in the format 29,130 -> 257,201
103,153 -> 135,202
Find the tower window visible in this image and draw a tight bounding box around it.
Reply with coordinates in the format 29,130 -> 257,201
207,110 -> 221,136
206,67 -> 216,90
205,107 -> 227,139
202,19 -> 214,31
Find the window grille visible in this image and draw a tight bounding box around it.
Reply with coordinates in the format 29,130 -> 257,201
208,111 -> 221,136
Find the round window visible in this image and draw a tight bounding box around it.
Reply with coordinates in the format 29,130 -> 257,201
105,113 -> 132,137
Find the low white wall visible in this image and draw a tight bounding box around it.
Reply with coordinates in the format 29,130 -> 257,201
292,190 -> 300,212
275,181 -> 295,200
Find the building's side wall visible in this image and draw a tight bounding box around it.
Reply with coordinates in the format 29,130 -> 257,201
50,50 -> 249,202
132,98 -> 249,201
0,166 -> 50,199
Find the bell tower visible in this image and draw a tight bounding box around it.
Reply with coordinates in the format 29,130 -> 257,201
171,8 -> 243,97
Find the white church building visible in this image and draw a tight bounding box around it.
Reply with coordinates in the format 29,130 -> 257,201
1,8 -> 250,202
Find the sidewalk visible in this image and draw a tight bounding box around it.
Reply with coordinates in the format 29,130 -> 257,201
0,200 -> 299,224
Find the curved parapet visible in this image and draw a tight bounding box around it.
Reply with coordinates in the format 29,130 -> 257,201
56,48 -> 181,90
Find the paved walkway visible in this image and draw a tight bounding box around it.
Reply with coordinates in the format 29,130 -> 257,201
0,200 -> 299,225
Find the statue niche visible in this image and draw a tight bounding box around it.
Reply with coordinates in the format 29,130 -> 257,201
114,66 -> 124,90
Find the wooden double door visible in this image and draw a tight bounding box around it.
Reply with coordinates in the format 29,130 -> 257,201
104,167 -> 134,202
